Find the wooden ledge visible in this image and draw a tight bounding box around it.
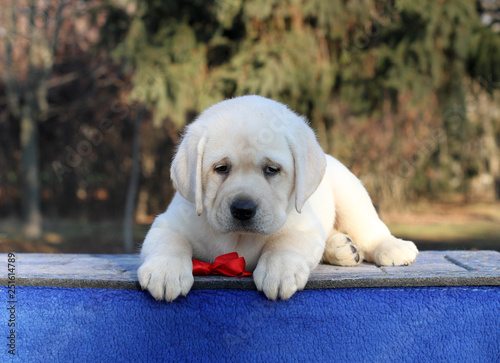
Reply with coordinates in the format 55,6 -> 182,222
1,250 -> 499,290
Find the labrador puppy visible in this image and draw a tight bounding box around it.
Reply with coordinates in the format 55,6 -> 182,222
138,95 -> 418,301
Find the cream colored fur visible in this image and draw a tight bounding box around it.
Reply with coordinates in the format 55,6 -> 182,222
138,95 -> 418,301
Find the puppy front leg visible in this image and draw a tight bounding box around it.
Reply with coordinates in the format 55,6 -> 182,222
138,216 -> 194,301
253,231 -> 324,300
330,158 -> 418,266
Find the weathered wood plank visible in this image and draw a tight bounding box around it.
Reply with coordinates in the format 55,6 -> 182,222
1,251 -> 499,290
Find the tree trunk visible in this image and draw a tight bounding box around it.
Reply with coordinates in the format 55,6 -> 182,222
123,106 -> 144,253
482,113 -> 500,199
20,97 -> 42,239
4,0 -> 66,239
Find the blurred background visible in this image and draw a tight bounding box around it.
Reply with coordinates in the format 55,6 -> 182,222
0,0 -> 499,254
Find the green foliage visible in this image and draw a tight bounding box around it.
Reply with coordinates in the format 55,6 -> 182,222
114,0 -> 498,120
109,0 -> 500,207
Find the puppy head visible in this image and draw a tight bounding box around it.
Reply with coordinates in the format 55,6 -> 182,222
171,95 -> 326,234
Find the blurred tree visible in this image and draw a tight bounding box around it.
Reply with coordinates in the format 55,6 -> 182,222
109,0 -> 499,210
123,105 -> 145,253
1,0 -> 66,238
93,1 -> 147,252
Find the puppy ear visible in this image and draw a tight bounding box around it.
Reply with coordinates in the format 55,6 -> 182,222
170,127 -> 207,216
287,119 -> 326,213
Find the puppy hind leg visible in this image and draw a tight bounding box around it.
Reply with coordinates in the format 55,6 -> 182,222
329,157 -> 418,266
322,232 -> 364,266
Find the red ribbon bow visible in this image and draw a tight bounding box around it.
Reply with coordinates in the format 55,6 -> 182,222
192,252 -> 252,277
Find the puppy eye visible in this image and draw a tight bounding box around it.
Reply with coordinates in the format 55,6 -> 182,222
264,165 -> 280,176
214,164 -> 230,175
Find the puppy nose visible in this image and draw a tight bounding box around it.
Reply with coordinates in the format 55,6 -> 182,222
230,200 -> 257,221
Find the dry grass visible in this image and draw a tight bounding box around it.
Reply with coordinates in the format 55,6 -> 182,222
0,218 -> 150,254
384,202 -> 500,251
1,202 -> 499,254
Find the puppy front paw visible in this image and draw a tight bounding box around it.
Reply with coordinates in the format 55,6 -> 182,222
137,255 -> 194,301
323,233 -> 364,266
372,237 -> 418,266
253,251 -> 310,300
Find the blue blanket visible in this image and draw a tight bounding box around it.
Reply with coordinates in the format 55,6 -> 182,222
4,286 -> 499,362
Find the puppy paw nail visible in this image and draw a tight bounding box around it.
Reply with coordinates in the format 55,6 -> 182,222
350,245 -> 357,253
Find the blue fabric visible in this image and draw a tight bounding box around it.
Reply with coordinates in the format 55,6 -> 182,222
2,286 -> 499,362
